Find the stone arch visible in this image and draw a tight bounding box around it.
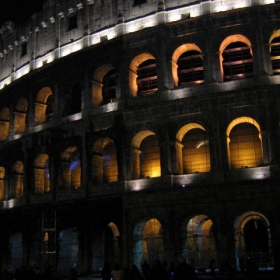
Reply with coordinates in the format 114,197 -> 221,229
34,153 -> 50,194
176,123 -> 210,174
182,215 -> 217,270
103,222 -> 121,268
91,138 -> 118,184
133,218 -> 164,269
35,87 -> 53,124
172,44 -> 204,87
219,35 -> 253,81
14,97 -> 28,134
10,161 -> 24,199
92,64 -> 116,106
226,117 -> 263,169
0,107 -> 10,141
131,130 -> 161,179
269,29 -> 280,75
234,211 -> 273,270
0,166 -> 5,200
129,53 -> 157,97
59,146 -> 81,189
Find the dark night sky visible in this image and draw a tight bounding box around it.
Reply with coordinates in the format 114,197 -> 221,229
0,0 -> 45,26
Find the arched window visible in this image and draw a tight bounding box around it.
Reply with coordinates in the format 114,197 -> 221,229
131,130 -> 161,179
176,124 -> 211,174
226,117 -> 263,169
129,53 -> 158,97
269,32 -> 280,75
133,218 -> 164,269
177,50 -> 204,85
234,212 -> 273,270
14,97 -> 28,134
172,44 -> 204,87
91,138 -> 118,184
59,147 -> 81,189
34,154 -> 50,194
10,161 -> 24,199
137,59 -> 157,96
183,215 -> 217,269
0,107 -> 10,141
219,35 -> 253,81
35,87 -> 53,124
92,64 -> 116,106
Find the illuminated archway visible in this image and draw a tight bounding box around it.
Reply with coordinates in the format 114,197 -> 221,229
219,35 -> 253,81
14,98 -> 28,134
183,215 -> 217,269
10,161 -> 24,199
0,107 -> 10,141
133,218 -> 164,269
269,30 -> 280,75
0,166 -> 5,200
34,154 -> 50,194
172,44 -> 204,87
59,146 -> 81,189
129,53 -> 157,97
35,87 -> 53,124
226,117 -> 263,169
131,130 -> 161,179
91,138 -> 118,184
92,64 -> 116,106
176,123 -> 210,174
234,211 -> 273,270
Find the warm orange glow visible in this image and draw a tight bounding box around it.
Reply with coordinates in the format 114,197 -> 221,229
226,117 -> 263,169
0,107 -> 10,141
219,35 -> 253,81
35,87 -> 53,124
129,53 -> 156,97
172,44 -> 203,87
10,161 -> 24,198
92,64 -> 114,106
34,154 -> 50,194
14,98 -> 28,134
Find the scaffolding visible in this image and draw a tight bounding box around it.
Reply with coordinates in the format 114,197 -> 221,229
42,206 -> 57,270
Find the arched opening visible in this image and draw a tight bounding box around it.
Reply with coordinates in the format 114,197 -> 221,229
92,64 -> 116,106
172,44 -> 204,86
183,215 -> 217,270
176,124 -> 210,174
10,161 -> 24,199
103,223 -> 120,268
14,97 -> 28,134
226,117 -> 263,169
59,147 -> 81,189
0,166 -> 5,200
0,107 -> 10,141
129,53 -> 157,97
9,232 -> 23,272
219,35 -> 253,81
58,228 -> 79,274
133,218 -> 164,269
91,138 -> 118,184
35,87 -> 53,124
269,30 -> 280,75
234,212 -> 273,270
34,154 -> 50,194
131,131 -> 161,180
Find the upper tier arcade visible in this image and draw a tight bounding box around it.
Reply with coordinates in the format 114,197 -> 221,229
0,0 -> 276,90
